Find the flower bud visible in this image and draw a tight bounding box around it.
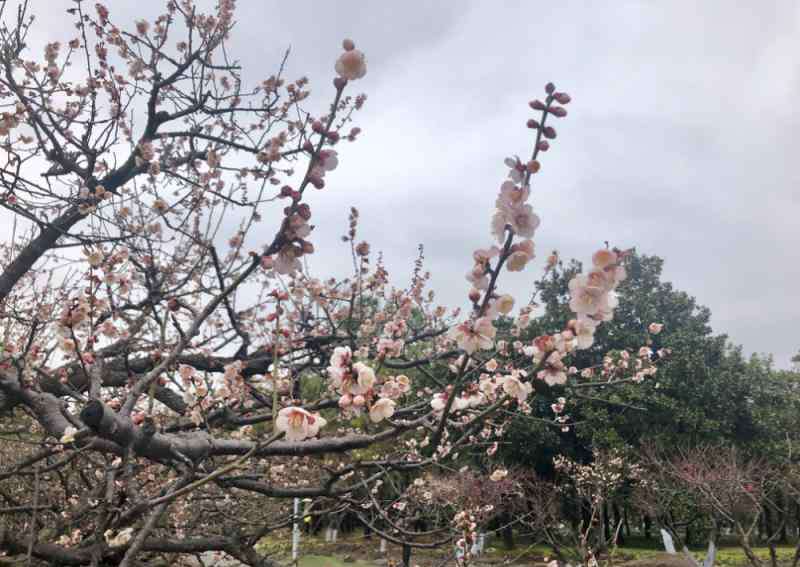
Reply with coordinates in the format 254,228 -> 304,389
550,106 -> 567,118
537,140 -> 550,152
526,160 -> 540,173
526,119 -> 539,129
334,77 -> 347,90
342,38 -> 356,51
529,99 -> 546,111
554,92 -> 571,105
543,126 -> 557,139
545,82 -> 555,94
355,241 -> 370,256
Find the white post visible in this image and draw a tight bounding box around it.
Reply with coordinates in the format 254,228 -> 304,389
660,529 -> 676,555
292,497 -> 301,564
380,538 -> 387,553
332,528 -> 338,543
325,527 -> 332,542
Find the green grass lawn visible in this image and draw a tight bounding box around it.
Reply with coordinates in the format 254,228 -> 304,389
605,536 -> 798,567
259,530 -> 799,567
297,555 -> 377,567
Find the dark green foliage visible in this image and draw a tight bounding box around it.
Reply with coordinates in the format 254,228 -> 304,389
501,252 -> 800,470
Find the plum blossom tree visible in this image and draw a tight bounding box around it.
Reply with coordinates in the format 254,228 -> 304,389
636,445 -> 783,567
0,1 -> 660,565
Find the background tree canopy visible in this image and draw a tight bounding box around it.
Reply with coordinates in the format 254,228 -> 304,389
500,252 -> 800,474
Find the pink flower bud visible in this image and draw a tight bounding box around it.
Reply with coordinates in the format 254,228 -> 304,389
543,126 -> 557,139
526,119 -> 539,129
355,241 -> 370,256
554,92 -> 571,105
303,141 -> 314,153
537,140 -> 550,152
545,82 -> 555,94
333,77 -> 347,90
529,99 -> 546,111
342,38 -> 356,51
550,106 -> 567,118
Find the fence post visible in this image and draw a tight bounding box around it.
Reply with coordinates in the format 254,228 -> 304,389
292,497 -> 301,565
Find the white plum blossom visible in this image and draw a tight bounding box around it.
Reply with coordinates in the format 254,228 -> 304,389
395,374 -> 411,393
504,156 -> 526,183
430,391 -> 469,413
573,318 -> 598,349
538,351 -> 568,386
496,180 -> 530,209
506,239 -> 535,272
273,245 -> 302,275
491,203 -> 540,243
335,42 -> 367,80
430,393 -> 447,412
353,362 -> 376,392
275,407 -> 327,442
466,264 -> 489,290
449,317 -> 496,354
369,398 -> 396,423
330,346 -> 352,369
502,374 -> 533,403
495,294 -> 515,315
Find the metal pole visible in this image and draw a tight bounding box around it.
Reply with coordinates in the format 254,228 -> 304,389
292,497 -> 301,564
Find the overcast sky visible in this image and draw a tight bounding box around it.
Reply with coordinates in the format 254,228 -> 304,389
21,1 -> 800,367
